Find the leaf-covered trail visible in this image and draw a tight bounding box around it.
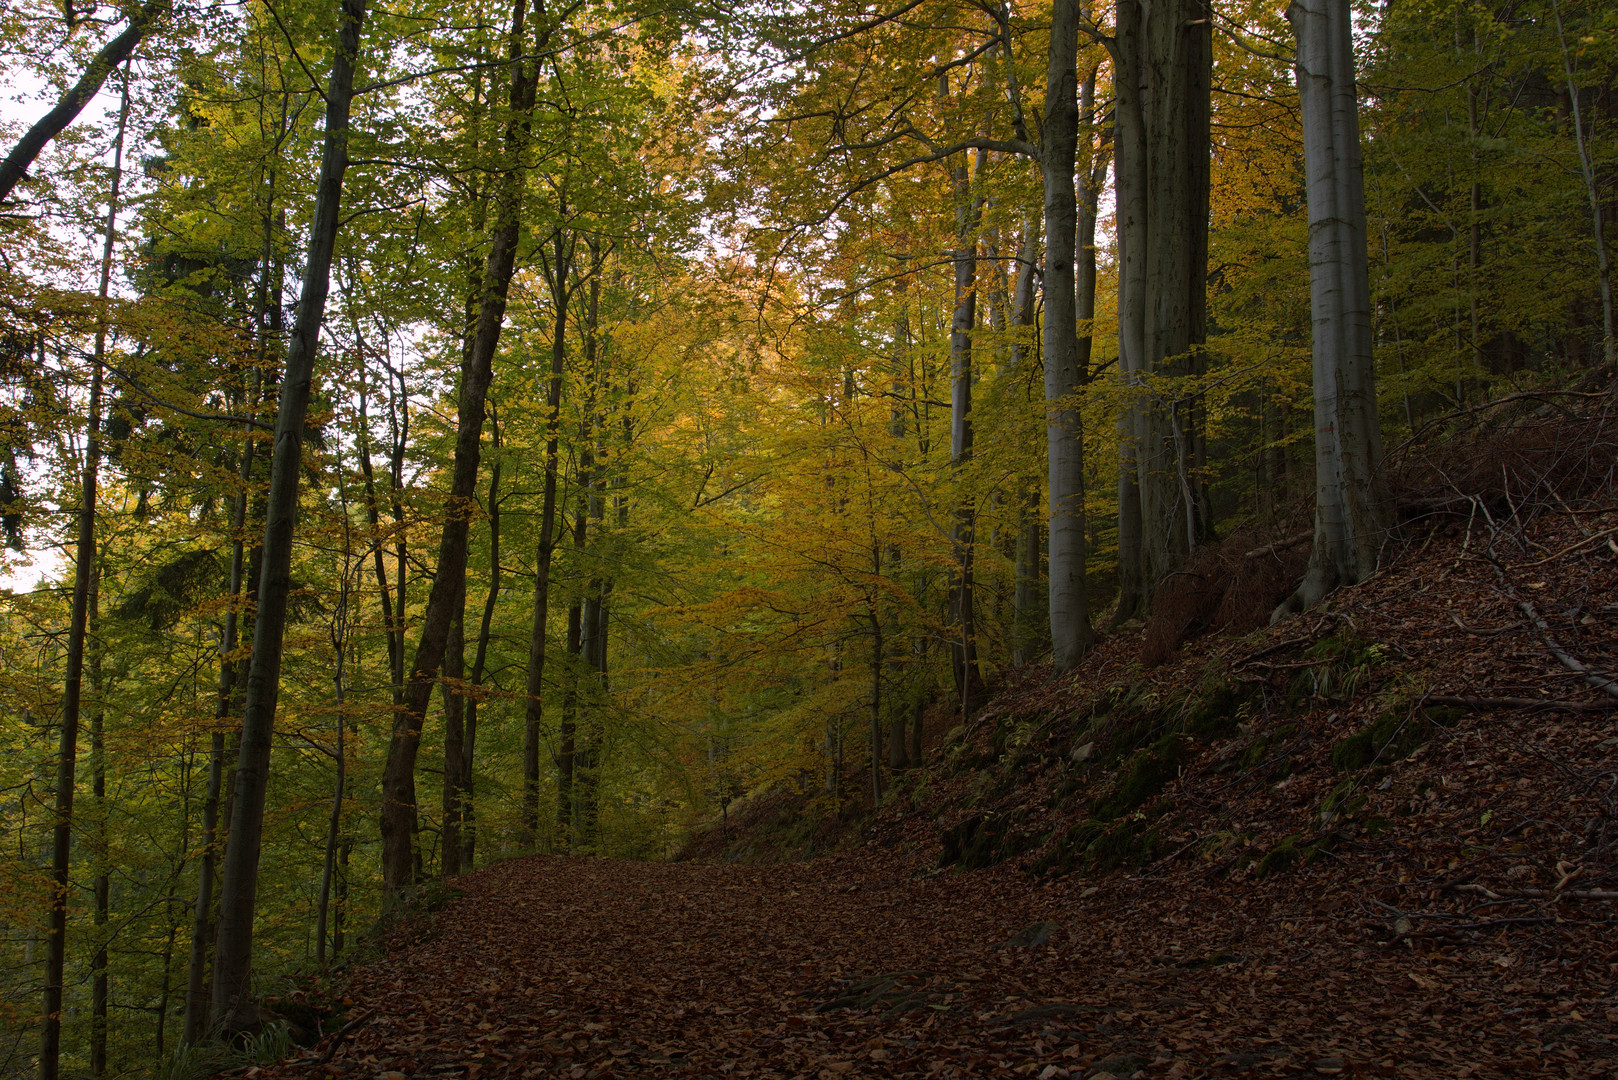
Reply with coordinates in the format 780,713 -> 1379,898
266,851 -> 1607,1079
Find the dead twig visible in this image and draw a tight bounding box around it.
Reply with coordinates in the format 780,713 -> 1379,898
315,1008 -> 375,1066
1511,524 -> 1618,568
1513,597 -> 1618,703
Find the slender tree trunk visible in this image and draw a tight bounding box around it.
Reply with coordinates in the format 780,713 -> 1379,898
557,433 -> 589,846
40,66 -> 127,1080
315,581 -> 347,962
947,138 -> 986,705
89,570 -> 107,1078
463,412 -> 501,869
1042,0 -> 1096,672
357,374 -> 403,708
380,0 -> 539,895
182,435 -> 254,1044
1008,215 -> 1042,667
525,230 -> 573,849
1277,0 -> 1392,616
211,0 -> 368,1031
439,578 -> 466,877
1550,0 -> 1615,366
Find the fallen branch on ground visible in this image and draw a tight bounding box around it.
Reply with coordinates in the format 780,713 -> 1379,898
1426,694 -> 1617,714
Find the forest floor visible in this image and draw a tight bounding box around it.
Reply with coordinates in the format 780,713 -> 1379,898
252,406 -> 1618,1080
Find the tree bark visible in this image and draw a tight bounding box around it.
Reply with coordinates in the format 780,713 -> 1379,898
1007,214 -> 1043,667
210,0 -> 368,1032
1550,0 -> 1615,366
315,581 -> 348,962
1276,0 -> 1391,616
947,136 -> 986,706
1042,0 -> 1096,672
1113,0 -> 1212,617
439,578 -> 467,878
380,0 -> 539,895
462,411 -> 501,869
524,228 -> 574,849
88,570 -> 106,1077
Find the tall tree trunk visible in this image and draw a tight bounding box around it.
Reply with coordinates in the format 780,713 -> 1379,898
357,370 -> 403,708
1277,0 -> 1391,616
182,435 -> 254,1044
524,228 -> 574,849
462,411 -> 501,869
211,0 -> 368,1031
948,138 -> 986,706
1550,0 -> 1615,366
439,578 -> 467,877
89,570 -> 107,1078
1008,215 -> 1042,667
40,65 -> 126,1080
1113,0 -> 1212,617
380,0 -> 540,895
1042,0 -> 1096,672
315,573 -> 348,962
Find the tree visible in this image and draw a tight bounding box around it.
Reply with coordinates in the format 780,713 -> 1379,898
1110,0 -> 1213,618
210,0 -> 369,1032
1275,0 -> 1390,617
379,0 -> 543,898
0,0 -> 168,206
38,60 -> 129,1080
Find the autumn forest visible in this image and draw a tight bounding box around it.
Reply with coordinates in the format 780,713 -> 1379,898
1,0 -> 1615,1073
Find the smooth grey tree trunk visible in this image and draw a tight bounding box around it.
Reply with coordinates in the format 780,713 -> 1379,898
210,0 -> 368,1032
1042,0 -> 1096,672
1112,0 -> 1212,618
1276,0 -> 1391,616
1550,0 -> 1615,366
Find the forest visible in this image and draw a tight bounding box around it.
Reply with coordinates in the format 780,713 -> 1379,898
0,0 -> 1615,1073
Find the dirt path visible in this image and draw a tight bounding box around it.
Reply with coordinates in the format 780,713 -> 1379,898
260,850 -> 1612,1079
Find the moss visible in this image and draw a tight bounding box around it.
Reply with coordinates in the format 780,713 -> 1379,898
1331,707 -> 1435,772
1252,833 -> 1303,879
1086,817 -> 1172,870
1319,778 -> 1368,823
1290,633 -> 1392,708
1092,733 -> 1189,821
938,808 -> 1038,870
1181,672 -> 1255,737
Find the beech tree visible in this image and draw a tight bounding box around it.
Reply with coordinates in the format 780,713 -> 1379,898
1276,0 -> 1390,616
211,0 -> 369,1032
1110,0 -> 1214,619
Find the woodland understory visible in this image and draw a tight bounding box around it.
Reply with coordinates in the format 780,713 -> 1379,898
0,0 -> 1616,1075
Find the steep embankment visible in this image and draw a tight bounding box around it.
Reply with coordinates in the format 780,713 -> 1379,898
250,405 -> 1616,1079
